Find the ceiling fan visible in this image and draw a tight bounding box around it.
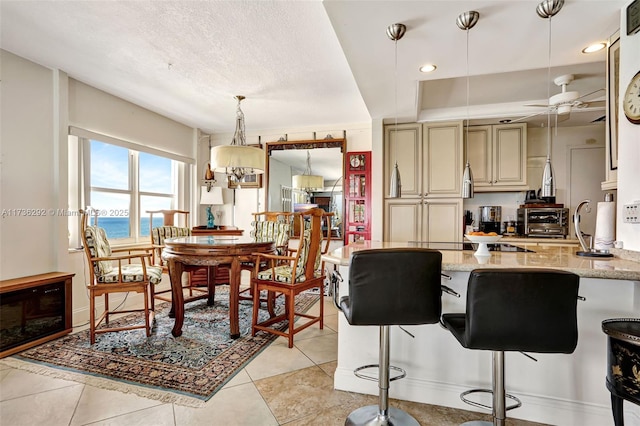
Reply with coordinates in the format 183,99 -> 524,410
513,73 -> 605,123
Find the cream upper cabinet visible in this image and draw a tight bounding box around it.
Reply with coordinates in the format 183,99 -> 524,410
423,121 -> 463,197
467,123 -> 528,191
385,121 -> 462,199
384,123 -> 421,198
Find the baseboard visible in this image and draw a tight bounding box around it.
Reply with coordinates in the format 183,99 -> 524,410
334,367 -> 620,426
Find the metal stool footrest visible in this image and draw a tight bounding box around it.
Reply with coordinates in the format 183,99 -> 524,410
460,388 -> 522,411
353,364 -> 407,382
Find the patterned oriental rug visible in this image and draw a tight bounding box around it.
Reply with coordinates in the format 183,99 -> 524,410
4,288 -> 318,407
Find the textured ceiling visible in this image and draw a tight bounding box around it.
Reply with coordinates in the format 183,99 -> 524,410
0,1 -> 626,133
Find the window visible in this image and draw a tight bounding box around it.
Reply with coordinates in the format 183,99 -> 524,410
69,132 -> 188,246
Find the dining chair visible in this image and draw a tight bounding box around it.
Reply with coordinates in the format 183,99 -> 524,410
250,207 -> 326,348
80,209 -> 162,344
147,209 -> 217,307
239,211 -> 295,313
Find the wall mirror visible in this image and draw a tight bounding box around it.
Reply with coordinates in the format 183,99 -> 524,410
265,138 -> 345,239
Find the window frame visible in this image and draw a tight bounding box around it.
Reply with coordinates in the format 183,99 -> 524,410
68,128 -> 193,247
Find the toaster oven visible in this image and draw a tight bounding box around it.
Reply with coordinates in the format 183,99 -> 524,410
517,207 -> 569,238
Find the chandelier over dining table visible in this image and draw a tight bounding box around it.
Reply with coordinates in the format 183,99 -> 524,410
210,95 -> 265,181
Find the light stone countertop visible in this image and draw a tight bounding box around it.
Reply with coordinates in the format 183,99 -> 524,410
322,241 -> 640,281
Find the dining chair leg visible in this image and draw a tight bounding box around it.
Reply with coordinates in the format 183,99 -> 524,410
251,285 -> 261,337
319,283 -> 324,329
90,289 -> 96,345
144,285 -> 151,337
287,292 -> 295,348
104,293 -> 110,325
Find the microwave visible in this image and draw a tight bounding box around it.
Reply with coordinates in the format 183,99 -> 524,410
517,207 -> 569,238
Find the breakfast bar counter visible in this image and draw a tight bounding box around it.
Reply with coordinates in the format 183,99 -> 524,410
324,241 -> 640,425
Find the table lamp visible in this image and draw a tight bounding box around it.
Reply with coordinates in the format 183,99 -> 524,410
200,186 -> 224,229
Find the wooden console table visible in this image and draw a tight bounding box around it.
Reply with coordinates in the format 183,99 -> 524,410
0,272 -> 74,358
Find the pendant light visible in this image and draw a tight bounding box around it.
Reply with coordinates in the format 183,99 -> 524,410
210,95 -> 265,182
537,0 -> 563,198
387,23 -> 405,198
457,11 -> 479,199
292,151 -> 324,191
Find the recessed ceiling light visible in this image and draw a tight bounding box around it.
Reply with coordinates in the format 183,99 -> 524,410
419,64 -> 437,73
582,42 -> 606,53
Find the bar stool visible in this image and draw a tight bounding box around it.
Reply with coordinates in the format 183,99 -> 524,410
335,248 -> 443,426
441,268 -> 580,426
602,318 -> 640,426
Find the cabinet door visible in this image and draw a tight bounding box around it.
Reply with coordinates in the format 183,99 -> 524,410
384,123 -> 421,198
384,199 -> 421,242
466,125 -> 492,187
492,123 -> 527,187
423,121 -> 463,197
421,199 -> 463,243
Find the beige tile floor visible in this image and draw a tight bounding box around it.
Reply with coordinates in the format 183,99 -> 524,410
0,297 -> 547,426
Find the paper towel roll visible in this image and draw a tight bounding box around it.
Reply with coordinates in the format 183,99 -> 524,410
594,201 -> 615,249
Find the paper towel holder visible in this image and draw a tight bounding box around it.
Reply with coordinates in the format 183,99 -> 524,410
574,199 -> 614,258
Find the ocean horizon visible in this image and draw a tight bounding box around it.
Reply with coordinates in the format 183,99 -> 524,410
92,217 -> 164,239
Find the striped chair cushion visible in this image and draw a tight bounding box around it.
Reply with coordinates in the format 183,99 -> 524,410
251,221 -> 291,255
84,225 -> 114,275
151,226 -> 191,245
96,264 -> 163,284
256,224 -> 321,283
256,265 -> 322,283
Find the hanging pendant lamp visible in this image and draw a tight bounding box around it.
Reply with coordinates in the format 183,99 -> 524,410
387,23 -> 405,198
537,0 -> 563,198
210,96 -> 265,182
457,11 -> 479,199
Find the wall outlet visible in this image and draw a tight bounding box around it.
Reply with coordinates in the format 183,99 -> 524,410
623,202 -> 640,223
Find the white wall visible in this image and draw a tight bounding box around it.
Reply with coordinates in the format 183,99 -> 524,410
616,0 -> 640,251
0,49 -> 198,325
0,50 -> 58,278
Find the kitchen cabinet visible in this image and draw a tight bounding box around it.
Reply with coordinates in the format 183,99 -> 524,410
384,121 -> 463,199
466,123 -> 528,191
384,121 -> 463,242
384,198 -> 462,243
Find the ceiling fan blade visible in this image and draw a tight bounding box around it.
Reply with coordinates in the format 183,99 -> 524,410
523,103 -> 550,108
575,88 -> 605,101
583,100 -> 606,108
509,110 -> 547,123
591,115 -> 606,123
556,113 -> 570,123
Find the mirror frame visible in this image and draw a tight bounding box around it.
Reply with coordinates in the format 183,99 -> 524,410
265,138 -> 346,236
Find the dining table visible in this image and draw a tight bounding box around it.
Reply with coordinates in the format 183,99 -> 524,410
161,235 -> 275,338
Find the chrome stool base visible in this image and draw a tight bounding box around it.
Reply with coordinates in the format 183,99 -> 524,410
460,421 -> 493,426
345,405 -> 419,426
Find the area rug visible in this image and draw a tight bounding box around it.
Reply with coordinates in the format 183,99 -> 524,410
2,288 -> 319,407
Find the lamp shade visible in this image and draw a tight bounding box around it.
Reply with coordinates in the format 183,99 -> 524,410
200,186 -> 224,205
292,174 -> 324,190
210,145 -> 264,174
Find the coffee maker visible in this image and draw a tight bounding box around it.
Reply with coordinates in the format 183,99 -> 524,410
479,206 -> 502,234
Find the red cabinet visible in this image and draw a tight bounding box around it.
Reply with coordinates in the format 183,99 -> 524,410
344,151 -> 371,244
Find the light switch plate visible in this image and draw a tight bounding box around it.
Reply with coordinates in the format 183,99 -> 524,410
623,202 -> 640,223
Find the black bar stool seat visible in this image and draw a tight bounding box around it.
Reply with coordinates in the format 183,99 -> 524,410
339,248 -> 443,426
441,268 -> 580,426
